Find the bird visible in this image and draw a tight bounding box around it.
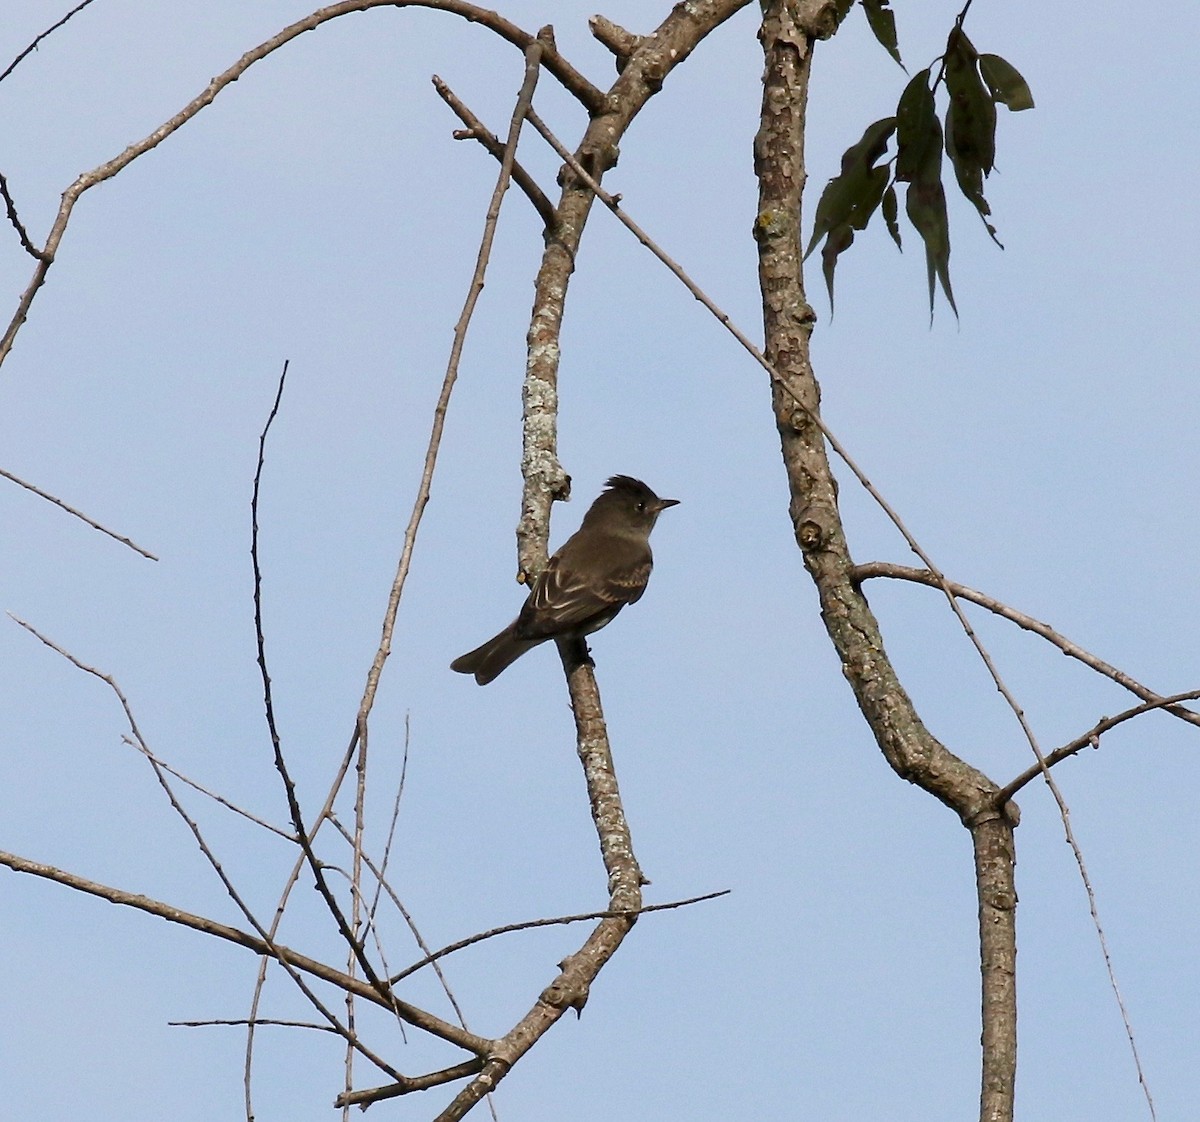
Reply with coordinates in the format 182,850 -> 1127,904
451,475 -> 679,685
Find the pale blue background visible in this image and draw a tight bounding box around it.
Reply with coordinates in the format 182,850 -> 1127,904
1,3 -> 1196,1120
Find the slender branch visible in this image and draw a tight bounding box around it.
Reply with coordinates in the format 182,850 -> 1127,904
998,690 -> 1200,803
515,0 -> 754,579
335,1061 -> 485,1109
0,172 -> 47,260
116,736 -> 294,841
0,844 -> 487,1050
0,0 -> 602,372
172,1018 -> 339,1033
351,31 -> 547,763
432,77 -> 557,231
388,890 -> 730,985
0,0 -> 100,85
0,465 -> 158,558
853,562 -> 1200,730
437,5 -> 754,1119
250,363 -> 388,994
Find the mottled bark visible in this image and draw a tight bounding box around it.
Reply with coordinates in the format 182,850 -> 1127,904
753,4 -> 1017,1119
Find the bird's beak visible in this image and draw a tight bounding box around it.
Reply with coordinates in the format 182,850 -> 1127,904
654,498 -> 680,512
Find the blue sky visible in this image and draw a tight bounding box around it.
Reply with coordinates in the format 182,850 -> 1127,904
2,2 -> 1197,1120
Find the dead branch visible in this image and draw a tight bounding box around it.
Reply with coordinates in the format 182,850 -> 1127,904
1,465 -> 158,558
0,0 -> 602,372
853,562 -> 1200,730
998,690 -> 1200,803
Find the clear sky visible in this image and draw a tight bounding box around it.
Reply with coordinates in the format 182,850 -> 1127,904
2,2 -> 1197,1120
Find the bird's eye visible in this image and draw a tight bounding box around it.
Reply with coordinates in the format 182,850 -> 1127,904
636,501 -> 646,512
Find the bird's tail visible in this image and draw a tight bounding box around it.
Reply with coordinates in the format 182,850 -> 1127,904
450,625 -> 541,685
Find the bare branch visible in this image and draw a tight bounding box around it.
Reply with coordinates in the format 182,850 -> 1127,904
0,0 -> 100,86
119,735 -> 295,842
853,562 -> 1200,730
250,363 -> 389,994
388,890 -> 731,985
589,15 -> 643,72
335,1062 -> 485,1109
1,465 -> 158,559
0,0 -> 602,372
998,690 -> 1200,803
432,77 -> 557,231
0,172 -> 47,261
0,845 -> 488,1050
172,1018 -> 340,1033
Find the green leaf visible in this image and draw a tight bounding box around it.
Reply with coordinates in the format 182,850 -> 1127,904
905,175 -> 957,320
821,224 -> 856,316
979,53 -> 1035,111
944,28 -> 996,174
945,101 -> 1002,247
881,183 -> 901,250
895,69 -> 937,183
803,117 -> 896,259
861,0 -> 904,69
941,27 -> 1000,246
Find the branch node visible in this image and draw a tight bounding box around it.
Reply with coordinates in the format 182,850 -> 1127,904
589,15 -> 643,72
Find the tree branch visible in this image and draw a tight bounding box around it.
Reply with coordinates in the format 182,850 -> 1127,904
432,76 -> 557,231
0,0 -> 601,372
0,846 -> 490,1053
853,561 -> 1200,729
998,690 -> 1200,803
754,4 -> 1014,1118
0,465 -> 158,558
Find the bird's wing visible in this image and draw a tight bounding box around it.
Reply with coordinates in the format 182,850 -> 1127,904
517,553 -> 652,639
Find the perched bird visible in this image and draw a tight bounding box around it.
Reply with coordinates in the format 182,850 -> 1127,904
451,475 -> 678,685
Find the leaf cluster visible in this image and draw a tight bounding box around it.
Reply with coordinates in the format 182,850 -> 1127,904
805,9 -> 1034,318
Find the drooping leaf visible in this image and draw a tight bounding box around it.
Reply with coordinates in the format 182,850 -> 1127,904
881,183 -> 901,250
821,224 -> 855,315
803,117 -> 896,259
851,164 -> 890,231
895,69 -> 937,183
979,53 -> 1035,111
944,27 -> 996,174
941,27 -> 1000,245
945,101 -> 1002,247
906,176 -> 957,320
861,0 -> 904,69
899,109 -> 956,319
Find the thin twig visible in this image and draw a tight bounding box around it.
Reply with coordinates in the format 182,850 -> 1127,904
0,0 -> 602,372
853,562 -> 1200,729
250,362 -> 388,994
330,815 -> 472,1041
118,735 -> 295,841
0,0 -> 100,85
999,691 -> 1200,803
931,0 -> 976,92
171,1018 -> 340,1033
335,1061 -> 486,1109
432,77 -> 556,230
0,172 -> 47,260
5,618 -> 418,1080
0,465 -> 158,558
389,890 -> 731,984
